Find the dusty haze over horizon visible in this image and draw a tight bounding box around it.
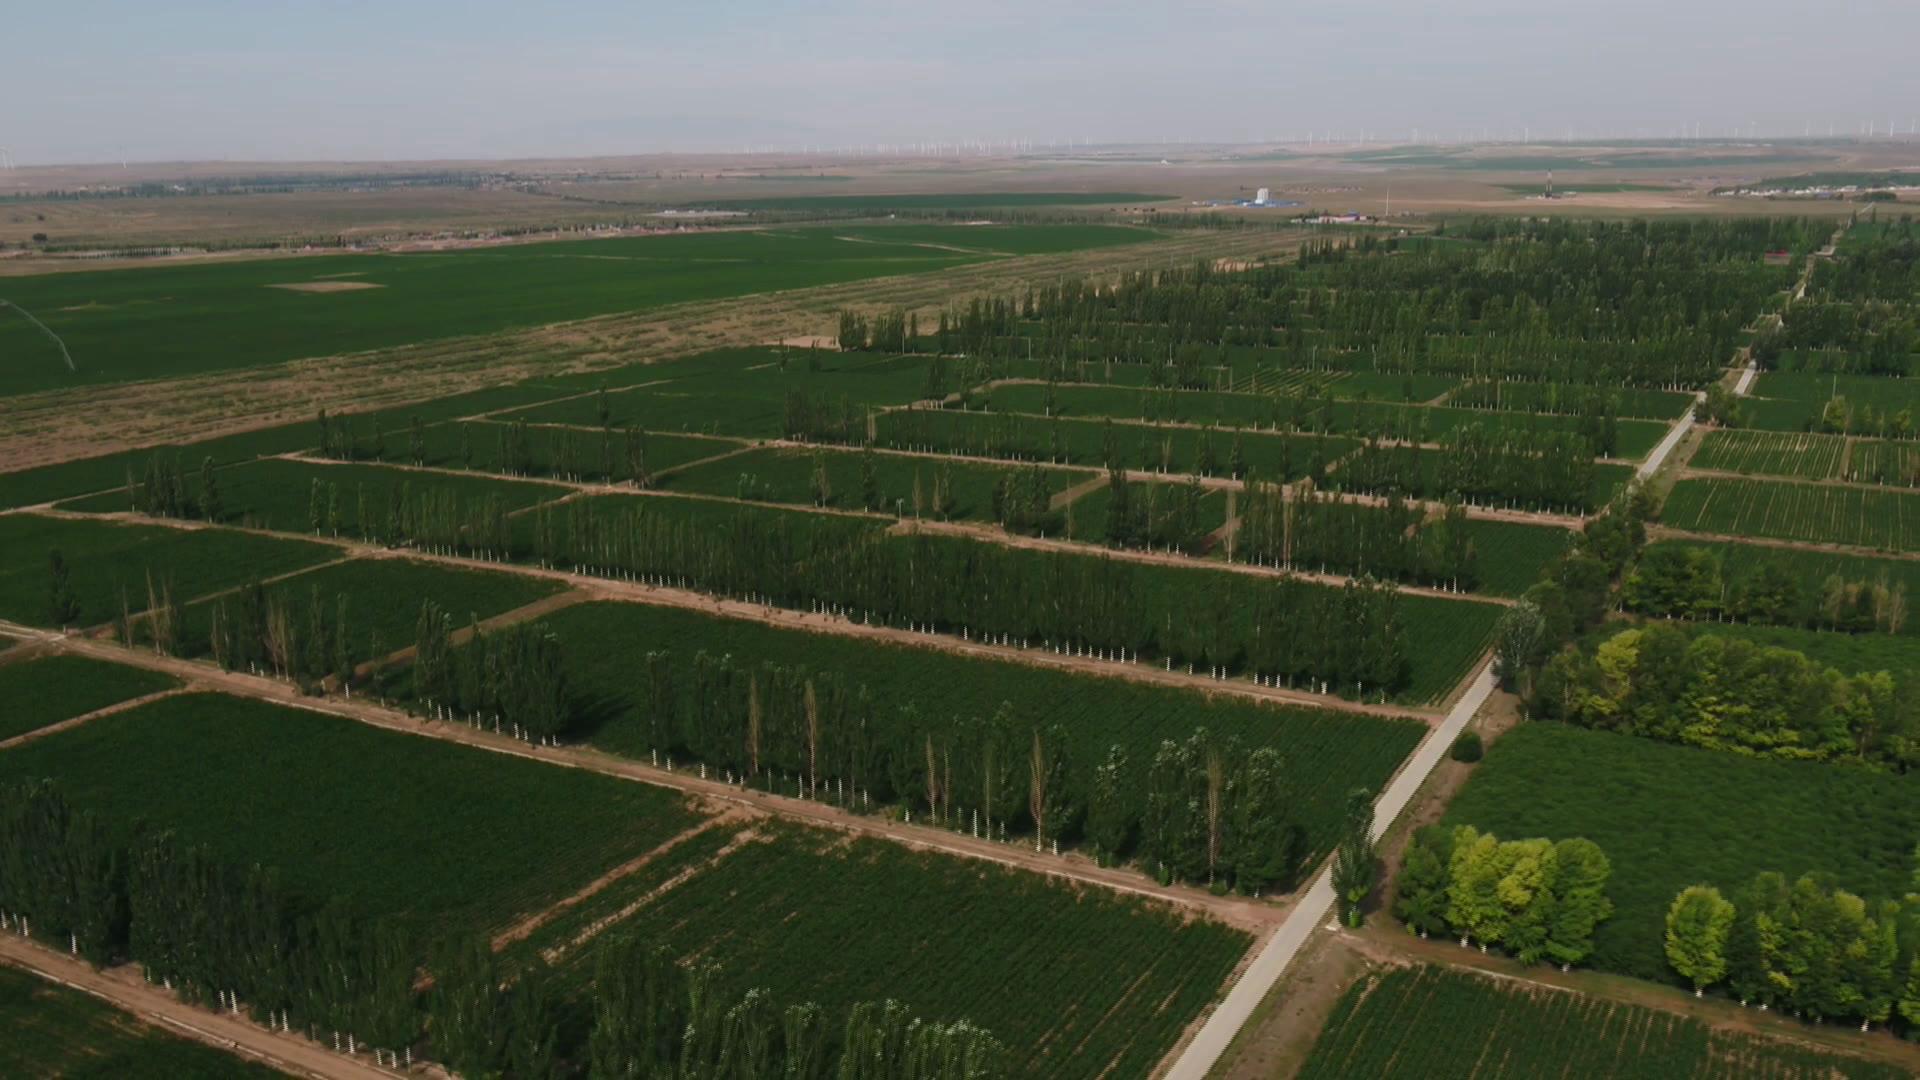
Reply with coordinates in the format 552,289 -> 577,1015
8,0 -> 1920,166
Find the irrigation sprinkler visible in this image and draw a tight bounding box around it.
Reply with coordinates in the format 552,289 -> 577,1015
0,299 -> 77,372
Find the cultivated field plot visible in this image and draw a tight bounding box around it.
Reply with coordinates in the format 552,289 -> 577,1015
1226,369 -> 1460,403
0,224 -> 1151,395
514,820 -> 1248,1080
1298,964 -> 1906,1080
1742,373 -> 1920,433
377,420 -> 746,479
1848,439 -> 1920,487
1640,538 -> 1920,636
542,600 -> 1427,863
60,456 -> 571,532
1444,723 -> 1920,982
706,192 -> 1173,211
0,513 -> 336,627
876,407 -> 1354,483
1689,429 -> 1848,480
1461,519 -> 1576,597
1662,477 -> 1920,552
0,692 -> 709,935
661,445 -> 1092,523
180,555 -> 568,662
0,653 -> 175,743
0,964 -> 281,1079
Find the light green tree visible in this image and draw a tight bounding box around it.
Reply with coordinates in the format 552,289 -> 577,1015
1666,885 -> 1736,994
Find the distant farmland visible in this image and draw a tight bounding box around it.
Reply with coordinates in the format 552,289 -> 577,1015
0,222 -> 1152,396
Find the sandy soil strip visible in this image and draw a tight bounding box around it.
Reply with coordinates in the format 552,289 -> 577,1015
540,825 -> 765,965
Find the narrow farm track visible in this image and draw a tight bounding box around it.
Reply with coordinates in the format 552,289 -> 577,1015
1649,523 -> 1920,562
0,229 -> 1314,473
1159,663 -> 1498,1080
0,685 -> 195,752
0,935 -> 394,1080
1165,354 -> 1712,1078
490,810 -> 749,952
0,619 -> 1292,935
360,585 -> 592,675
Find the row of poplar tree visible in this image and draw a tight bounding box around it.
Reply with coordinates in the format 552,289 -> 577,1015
411,601 -> 570,744
528,498 -> 1411,694
1235,479 -> 1479,591
0,780 -> 1007,1077
623,650 -> 1316,892
1335,429 -> 1603,513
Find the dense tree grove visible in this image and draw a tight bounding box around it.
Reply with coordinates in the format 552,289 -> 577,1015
1236,477 -> 1478,590
933,219 -> 1815,390
1394,824 -> 1613,969
529,501 -> 1411,695
1530,624 -> 1920,769
626,651 -> 1313,886
0,781 -> 1011,1077
1625,544 -> 1910,634
1098,470 -> 1214,554
0,780 -> 420,1067
412,601 -> 570,744
1664,872 -> 1920,1031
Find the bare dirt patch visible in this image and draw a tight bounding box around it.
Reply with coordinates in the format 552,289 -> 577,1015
267,280 -> 385,294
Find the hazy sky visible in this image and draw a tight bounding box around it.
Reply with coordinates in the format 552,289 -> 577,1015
8,0 -> 1919,164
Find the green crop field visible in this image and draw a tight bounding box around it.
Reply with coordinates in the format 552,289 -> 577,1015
0,225 -> 1151,396
0,964 -> 282,1079
1462,519 -> 1576,597
1690,429 -> 1848,480
0,653 -> 175,743
1063,477 -> 1230,548
61,457 -> 570,533
662,445 -> 1092,523
0,513 -> 336,628
1297,964 -> 1906,1080
1742,373 -> 1920,432
538,600 -> 1426,864
512,820 -> 1246,1080
1662,476 -> 1920,552
1444,723 -> 1920,983
0,692 -> 708,935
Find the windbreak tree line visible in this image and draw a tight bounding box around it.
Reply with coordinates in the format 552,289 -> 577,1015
1335,427 -> 1604,513
411,601 -> 570,745
624,651 -> 1317,890
0,780 -> 1011,1078
1530,622 -> 1920,770
1661,873 -> 1920,1031
529,500 -> 1412,696
205,580 -> 359,692
1624,544 -> 1911,634
1236,478 -> 1478,591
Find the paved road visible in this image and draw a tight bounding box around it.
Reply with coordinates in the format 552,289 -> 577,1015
1162,662 -> 1497,1080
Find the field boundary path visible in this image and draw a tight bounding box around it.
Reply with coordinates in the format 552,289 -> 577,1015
1160,662 -> 1498,1080
0,933 -> 401,1080
0,684 -> 195,752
